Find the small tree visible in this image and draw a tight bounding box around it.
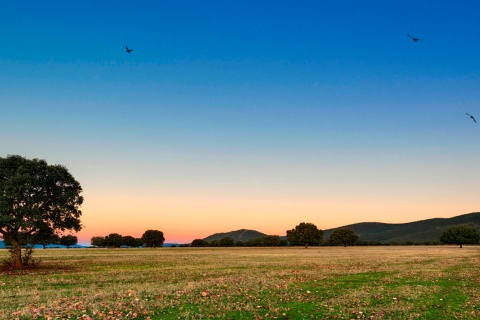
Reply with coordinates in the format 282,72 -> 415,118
105,233 -> 123,248
141,230 -> 165,248
244,238 -> 263,247
209,239 -> 220,247
59,235 -> 78,248
440,225 -> 480,248
219,236 -> 235,247
91,236 -> 106,247
286,222 -> 323,248
0,155 -> 83,268
262,235 -> 281,246
121,235 -> 143,248
34,232 -> 61,249
191,239 -> 209,247
328,228 -> 359,247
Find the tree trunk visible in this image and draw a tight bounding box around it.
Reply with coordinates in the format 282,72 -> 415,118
11,239 -> 23,268
460,244 -> 463,248
304,243 -> 309,249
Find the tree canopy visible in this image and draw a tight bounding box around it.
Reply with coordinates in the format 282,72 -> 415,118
440,225 -> 480,248
286,222 -> 323,248
105,233 -> 123,248
328,228 -> 359,247
0,155 -> 83,267
59,234 -> 78,248
141,229 -> 165,248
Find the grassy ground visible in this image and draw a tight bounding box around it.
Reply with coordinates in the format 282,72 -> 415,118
1,246 -> 479,319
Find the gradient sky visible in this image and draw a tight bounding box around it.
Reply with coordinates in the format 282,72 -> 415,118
1,1 -> 480,244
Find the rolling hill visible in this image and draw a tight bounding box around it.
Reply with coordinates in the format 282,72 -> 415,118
323,212 -> 480,243
202,212 -> 480,244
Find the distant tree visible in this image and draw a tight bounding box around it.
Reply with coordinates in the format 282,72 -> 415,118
287,222 -> 323,248
208,240 -> 220,247
0,155 -> 83,268
244,238 -> 263,247
262,235 -> 281,246
91,236 -> 106,247
105,233 -> 123,248
132,238 -> 144,248
235,240 -> 244,247
328,228 -> 359,247
141,230 -> 165,248
191,239 -> 209,247
121,235 -> 137,247
26,226 -> 61,249
219,237 -> 235,247
279,239 -> 289,246
440,225 -> 480,248
59,235 -> 78,248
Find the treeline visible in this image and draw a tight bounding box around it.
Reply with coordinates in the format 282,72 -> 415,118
187,224 -> 480,248
189,235 -> 289,247
91,230 -> 165,248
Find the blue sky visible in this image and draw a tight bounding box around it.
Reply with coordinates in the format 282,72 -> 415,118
1,1 -> 479,243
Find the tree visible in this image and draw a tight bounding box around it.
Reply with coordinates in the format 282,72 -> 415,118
91,236 -> 106,247
122,235 -> 143,248
262,235 -> 281,246
219,236 -> 235,247
141,229 -> 165,248
286,222 -> 323,248
208,239 -> 220,247
440,225 -> 480,248
105,233 -> 123,248
191,239 -> 208,247
244,238 -> 263,247
31,228 -> 61,249
0,155 -> 83,268
328,228 -> 359,247
59,235 -> 78,248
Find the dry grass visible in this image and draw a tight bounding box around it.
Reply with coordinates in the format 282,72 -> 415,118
1,246 -> 479,319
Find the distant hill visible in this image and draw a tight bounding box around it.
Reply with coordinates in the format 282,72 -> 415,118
323,212 -> 480,243
202,212 -> 480,245
203,229 -> 268,243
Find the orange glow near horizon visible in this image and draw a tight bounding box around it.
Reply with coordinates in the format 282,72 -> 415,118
75,187 -> 479,245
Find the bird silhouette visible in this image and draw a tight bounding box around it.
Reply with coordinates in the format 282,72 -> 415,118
466,113 -> 477,123
125,45 -> 134,53
407,34 -> 419,42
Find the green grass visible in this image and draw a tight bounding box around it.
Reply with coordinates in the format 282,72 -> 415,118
1,246 -> 479,319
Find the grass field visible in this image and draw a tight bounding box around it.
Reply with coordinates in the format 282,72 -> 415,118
1,246 -> 480,319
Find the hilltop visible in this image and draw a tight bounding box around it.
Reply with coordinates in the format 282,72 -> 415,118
203,229 -> 268,243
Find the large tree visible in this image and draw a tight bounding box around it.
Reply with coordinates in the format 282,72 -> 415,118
328,228 -> 359,247
286,222 -> 323,248
0,155 -> 83,268
440,225 -> 480,248
141,229 -> 165,248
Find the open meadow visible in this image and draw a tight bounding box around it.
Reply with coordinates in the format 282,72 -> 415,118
1,246 -> 480,319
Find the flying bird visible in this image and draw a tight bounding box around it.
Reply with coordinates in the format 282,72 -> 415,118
466,113 -> 477,123
125,45 -> 134,53
407,34 -> 419,42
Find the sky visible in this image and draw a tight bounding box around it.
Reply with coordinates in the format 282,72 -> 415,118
1,1 -> 480,244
